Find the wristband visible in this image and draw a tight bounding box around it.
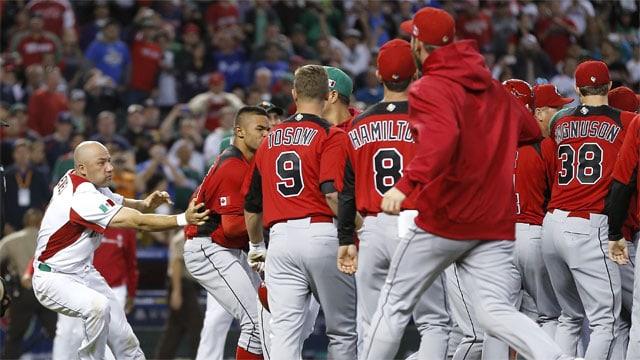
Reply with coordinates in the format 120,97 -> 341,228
249,241 -> 266,252
176,213 -> 188,226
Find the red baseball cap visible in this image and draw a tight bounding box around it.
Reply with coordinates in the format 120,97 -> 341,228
377,39 -> 416,82
183,23 -> 200,35
575,60 -> 610,87
534,84 -> 573,109
209,72 -> 225,86
502,79 -> 534,111
400,7 -> 455,46
608,86 -> 639,113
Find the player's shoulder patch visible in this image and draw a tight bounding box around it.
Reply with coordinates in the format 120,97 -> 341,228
549,106 -> 576,132
353,101 -> 409,126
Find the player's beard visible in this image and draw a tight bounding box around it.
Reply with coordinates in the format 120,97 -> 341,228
410,39 -> 422,74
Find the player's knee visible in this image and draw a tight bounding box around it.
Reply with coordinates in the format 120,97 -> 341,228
88,296 -> 111,322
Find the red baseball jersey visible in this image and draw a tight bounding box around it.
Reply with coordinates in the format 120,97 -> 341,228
185,145 -> 251,248
514,138 -> 555,225
611,113 -> 640,239
244,113 -> 348,227
93,228 -> 138,298
548,105 -> 634,214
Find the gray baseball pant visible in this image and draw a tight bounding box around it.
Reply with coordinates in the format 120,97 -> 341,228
514,223 -> 561,338
361,222 -> 565,360
266,218 -> 357,359
357,213 -> 450,359
626,236 -> 640,358
542,210 -> 622,359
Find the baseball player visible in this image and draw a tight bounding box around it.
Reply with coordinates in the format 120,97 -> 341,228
362,7 -> 568,360
322,66 -> 359,131
542,60 -> 636,359
337,38 -> 450,359
31,141 -> 209,360
183,106 -> 270,360
244,64 -> 358,359
511,81 -> 572,337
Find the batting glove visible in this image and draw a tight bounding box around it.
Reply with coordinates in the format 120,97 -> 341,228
248,241 -> 267,273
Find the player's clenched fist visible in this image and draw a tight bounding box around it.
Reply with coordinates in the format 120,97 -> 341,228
143,190 -> 174,211
608,239 -> 629,265
248,241 -> 267,273
337,245 -> 358,275
381,187 -> 407,215
185,199 -> 210,225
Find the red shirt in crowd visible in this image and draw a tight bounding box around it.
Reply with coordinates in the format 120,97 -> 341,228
394,40 -> 541,241
130,34 -> 162,92
26,0 -> 75,37
455,11 -> 493,50
27,87 -> 68,136
535,16 -> 577,64
244,113 -> 348,228
205,1 -> 239,30
11,32 -> 60,68
185,145 -> 251,249
93,228 -> 139,298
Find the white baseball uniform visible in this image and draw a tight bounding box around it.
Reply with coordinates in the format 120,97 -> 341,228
31,170 -> 144,360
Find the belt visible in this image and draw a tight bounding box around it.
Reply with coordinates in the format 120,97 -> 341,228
273,215 -> 334,226
38,263 -> 52,272
551,209 -> 591,220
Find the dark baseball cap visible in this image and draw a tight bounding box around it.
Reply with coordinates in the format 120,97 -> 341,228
257,101 -> 284,116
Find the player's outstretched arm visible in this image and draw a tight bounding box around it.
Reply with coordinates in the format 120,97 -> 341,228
110,199 -> 209,232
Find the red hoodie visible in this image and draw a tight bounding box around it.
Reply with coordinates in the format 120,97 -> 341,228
395,40 -> 541,241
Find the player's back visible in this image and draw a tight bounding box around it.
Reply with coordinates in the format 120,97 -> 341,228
347,101 -> 415,214
254,113 -> 347,227
548,105 -> 627,214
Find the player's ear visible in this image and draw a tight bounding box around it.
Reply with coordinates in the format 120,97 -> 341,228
607,81 -> 612,91
291,88 -> 297,103
375,70 -> 383,84
234,125 -> 244,139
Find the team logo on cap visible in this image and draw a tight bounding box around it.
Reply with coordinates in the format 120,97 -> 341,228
392,74 -> 399,80
328,79 -> 336,88
413,25 -> 419,37
590,76 -> 596,83
442,36 -> 449,43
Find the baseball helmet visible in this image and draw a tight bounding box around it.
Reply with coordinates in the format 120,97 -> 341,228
502,79 -> 534,112
258,282 -> 269,313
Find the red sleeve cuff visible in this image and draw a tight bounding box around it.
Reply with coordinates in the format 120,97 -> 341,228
395,176 -> 416,196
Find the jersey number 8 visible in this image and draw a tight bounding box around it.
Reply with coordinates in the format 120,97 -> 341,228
276,151 -> 304,197
373,148 -> 403,195
557,143 -> 603,185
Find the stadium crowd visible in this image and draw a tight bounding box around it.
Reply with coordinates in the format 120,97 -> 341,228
0,0 -> 639,358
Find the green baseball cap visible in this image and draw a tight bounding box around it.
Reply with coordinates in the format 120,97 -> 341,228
324,66 -> 353,98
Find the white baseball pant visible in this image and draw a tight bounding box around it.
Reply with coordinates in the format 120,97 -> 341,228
195,292 -> 234,360
52,284 -> 127,360
514,223 -> 561,338
266,218 -> 358,359
32,264 -> 144,360
542,210 -> 622,359
626,236 -> 640,358
184,238 -> 263,355
361,222 -> 566,360
357,213 -> 450,359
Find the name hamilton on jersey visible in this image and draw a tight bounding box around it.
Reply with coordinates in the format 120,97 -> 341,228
348,120 -> 414,150
554,120 -> 622,144
268,127 -> 318,148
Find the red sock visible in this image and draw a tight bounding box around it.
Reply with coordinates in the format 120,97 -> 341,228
236,346 -> 263,360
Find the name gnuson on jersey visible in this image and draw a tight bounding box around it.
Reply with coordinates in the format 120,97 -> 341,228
554,120 -> 622,144
348,120 -> 414,150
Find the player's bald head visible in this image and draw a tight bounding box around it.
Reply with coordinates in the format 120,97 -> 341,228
74,141 -> 109,168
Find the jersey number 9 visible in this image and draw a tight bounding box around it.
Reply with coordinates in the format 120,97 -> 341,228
276,151 -> 304,197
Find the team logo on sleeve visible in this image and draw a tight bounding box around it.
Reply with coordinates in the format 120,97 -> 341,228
99,199 -> 116,213
219,196 -> 228,206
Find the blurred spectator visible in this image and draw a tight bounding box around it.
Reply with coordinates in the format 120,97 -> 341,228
203,105 -> 236,164
178,40 -> 213,102
289,24 -> 317,60
58,30 -> 84,88
490,1 -> 518,57
89,110 -> 130,151
253,67 -> 273,101
551,57 -> 579,102
600,39 -> 630,84
167,139 -> 202,211
26,0 -> 76,38
456,2 -> 493,52
136,143 -> 176,196
0,104 -> 40,161
27,66 -> 68,136
0,209 -> 56,359
4,140 -> 49,234
43,111 -> 73,169
512,34 -> 556,85
5,8 -> 31,47
0,62 -> 25,104
205,0 -> 239,34
85,19 -> 130,86
156,31 -> 178,110
154,232 -> 203,359
10,13 -> 61,68
128,18 -> 162,105
82,68 -> 120,120
111,150 -> 137,201
628,46 -> 640,86
30,139 -> 50,180
67,89 -> 90,135
244,0 -> 281,50
78,2 -> 110,50
336,29 -> 371,78
271,72 -> 294,113
188,72 -> 243,132
354,67 -> 384,105
254,43 -> 289,83
23,64 -> 45,102
212,29 -> 250,92
560,0 -> 595,36
535,1 -> 579,64
121,104 -> 153,163
143,98 -> 162,128
366,1 -> 394,48
50,132 -> 84,186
